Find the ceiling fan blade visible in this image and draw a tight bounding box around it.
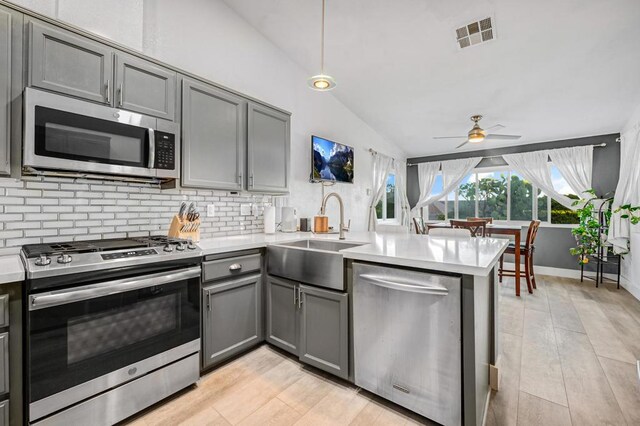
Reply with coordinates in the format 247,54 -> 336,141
484,124 -> 505,132
485,134 -> 522,140
455,140 -> 470,149
433,136 -> 467,139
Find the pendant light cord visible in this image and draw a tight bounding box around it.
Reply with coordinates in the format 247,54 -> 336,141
321,0 -> 325,73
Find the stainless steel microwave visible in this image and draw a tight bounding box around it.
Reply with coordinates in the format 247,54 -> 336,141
23,87 -> 180,180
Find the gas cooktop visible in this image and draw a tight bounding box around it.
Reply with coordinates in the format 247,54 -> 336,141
21,236 -> 202,279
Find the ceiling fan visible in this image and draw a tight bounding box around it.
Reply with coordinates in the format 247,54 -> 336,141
433,115 -> 522,149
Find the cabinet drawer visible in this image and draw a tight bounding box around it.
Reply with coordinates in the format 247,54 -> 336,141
203,254 -> 261,282
0,295 -> 7,328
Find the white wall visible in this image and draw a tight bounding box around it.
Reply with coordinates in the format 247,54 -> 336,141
9,0 -> 406,232
141,0 -> 406,231
619,104 -> 640,300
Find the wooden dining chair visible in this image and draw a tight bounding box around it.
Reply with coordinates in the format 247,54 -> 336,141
467,217 -> 493,224
499,220 -> 541,293
450,219 -> 487,237
413,217 -> 425,234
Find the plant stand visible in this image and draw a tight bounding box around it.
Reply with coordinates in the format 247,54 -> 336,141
579,199 -> 620,289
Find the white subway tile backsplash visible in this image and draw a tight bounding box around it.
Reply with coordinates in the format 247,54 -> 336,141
0,176 -> 271,248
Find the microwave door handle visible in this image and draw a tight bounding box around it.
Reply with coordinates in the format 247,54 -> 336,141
29,266 -> 201,310
148,128 -> 155,169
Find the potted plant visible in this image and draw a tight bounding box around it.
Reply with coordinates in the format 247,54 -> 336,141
569,190 -> 610,264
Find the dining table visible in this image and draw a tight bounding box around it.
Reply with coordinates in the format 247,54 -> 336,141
426,222 -> 525,296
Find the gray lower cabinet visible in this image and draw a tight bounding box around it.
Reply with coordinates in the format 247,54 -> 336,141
299,285 -> 349,380
247,102 -> 290,193
181,77 -> 245,189
0,7 -> 11,175
0,333 -> 6,396
0,399 -> 7,426
115,52 -> 176,120
202,273 -> 263,369
28,19 -> 112,104
265,276 -> 299,355
266,276 -> 349,378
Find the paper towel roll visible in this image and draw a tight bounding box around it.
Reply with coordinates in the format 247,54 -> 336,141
264,206 -> 276,234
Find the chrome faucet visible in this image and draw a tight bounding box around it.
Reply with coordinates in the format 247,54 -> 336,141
320,192 -> 346,240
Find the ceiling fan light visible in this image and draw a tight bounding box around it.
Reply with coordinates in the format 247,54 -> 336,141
468,129 -> 486,143
308,74 -> 336,91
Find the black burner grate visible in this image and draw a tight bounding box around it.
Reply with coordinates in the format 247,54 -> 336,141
22,236 -> 191,258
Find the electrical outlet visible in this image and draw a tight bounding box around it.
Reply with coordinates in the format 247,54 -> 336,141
240,204 -> 252,216
206,204 -> 215,217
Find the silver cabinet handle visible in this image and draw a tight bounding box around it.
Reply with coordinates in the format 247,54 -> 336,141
30,266 -> 201,310
237,174 -> 243,185
298,288 -> 303,309
147,128 -> 155,168
293,286 -> 297,306
249,175 -> 254,188
105,79 -> 111,103
207,290 -> 211,311
118,83 -> 124,106
358,274 -> 448,296
229,263 -> 242,271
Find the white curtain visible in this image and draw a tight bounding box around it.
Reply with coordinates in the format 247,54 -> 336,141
412,157 -> 482,212
503,150 -> 576,209
608,127 -> 640,253
394,160 -> 411,228
367,153 -> 394,231
547,145 -> 593,198
411,161 -> 440,213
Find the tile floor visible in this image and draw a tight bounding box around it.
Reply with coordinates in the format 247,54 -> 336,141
125,275 -> 640,426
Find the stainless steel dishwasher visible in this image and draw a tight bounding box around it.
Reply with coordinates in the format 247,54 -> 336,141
353,262 -> 462,426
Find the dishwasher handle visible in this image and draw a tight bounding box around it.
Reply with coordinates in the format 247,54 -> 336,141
358,274 -> 449,296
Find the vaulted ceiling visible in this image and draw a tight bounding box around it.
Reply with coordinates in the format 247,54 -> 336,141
223,0 -> 640,157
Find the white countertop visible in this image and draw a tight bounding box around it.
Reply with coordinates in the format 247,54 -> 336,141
0,255 -> 25,284
199,231 -> 508,276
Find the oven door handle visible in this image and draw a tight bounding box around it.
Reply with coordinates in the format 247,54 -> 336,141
29,266 -> 201,310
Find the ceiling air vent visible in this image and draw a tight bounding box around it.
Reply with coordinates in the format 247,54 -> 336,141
456,17 -> 494,49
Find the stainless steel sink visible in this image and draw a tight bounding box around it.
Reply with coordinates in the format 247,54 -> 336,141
267,239 -> 367,291
278,239 -> 365,252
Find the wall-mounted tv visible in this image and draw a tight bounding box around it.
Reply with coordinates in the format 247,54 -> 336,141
312,135 -> 354,183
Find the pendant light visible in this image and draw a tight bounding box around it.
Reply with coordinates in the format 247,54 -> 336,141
308,0 -> 336,91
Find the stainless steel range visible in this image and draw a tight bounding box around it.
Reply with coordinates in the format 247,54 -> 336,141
21,236 -> 203,426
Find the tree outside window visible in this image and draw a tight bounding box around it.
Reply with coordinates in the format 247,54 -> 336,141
376,174 -> 396,221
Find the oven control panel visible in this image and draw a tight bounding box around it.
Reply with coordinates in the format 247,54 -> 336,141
101,249 -> 158,260
154,131 -> 175,170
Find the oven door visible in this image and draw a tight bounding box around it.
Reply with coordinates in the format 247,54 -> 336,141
27,266 -> 201,422
23,87 -> 159,178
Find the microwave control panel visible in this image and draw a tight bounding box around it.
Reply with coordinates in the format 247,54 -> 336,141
154,131 -> 176,170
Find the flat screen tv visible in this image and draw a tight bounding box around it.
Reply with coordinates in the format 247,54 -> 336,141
311,135 -> 354,183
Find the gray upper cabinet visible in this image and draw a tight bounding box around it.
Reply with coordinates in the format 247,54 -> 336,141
28,19 -> 112,104
0,7 -> 11,175
115,52 -> 176,120
202,273 -> 262,369
266,276 -> 299,356
299,285 -> 349,379
181,78 -> 245,190
247,102 -> 290,193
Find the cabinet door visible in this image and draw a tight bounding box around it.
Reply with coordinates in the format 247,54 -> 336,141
0,8 -> 10,175
115,52 -> 176,120
0,399 -> 7,426
247,102 -> 290,193
0,333 -> 7,395
299,285 -> 349,379
202,274 -> 262,369
181,77 -> 245,189
28,20 -> 113,104
265,276 -> 299,355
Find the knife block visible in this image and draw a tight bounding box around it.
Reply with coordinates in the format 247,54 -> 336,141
168,214 -> 201,242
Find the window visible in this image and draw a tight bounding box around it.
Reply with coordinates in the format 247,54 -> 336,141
376,174 -> 397,221
421,165 -> 579,225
